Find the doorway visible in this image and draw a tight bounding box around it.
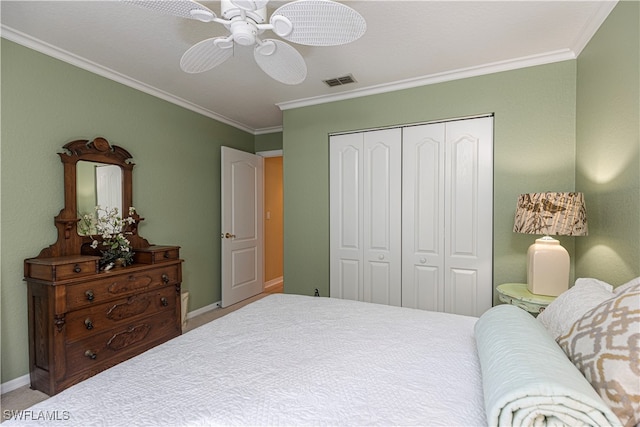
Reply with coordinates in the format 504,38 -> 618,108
261,153 -> 284,292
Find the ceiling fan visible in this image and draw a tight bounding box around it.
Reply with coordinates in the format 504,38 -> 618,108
125,0 -> 367,85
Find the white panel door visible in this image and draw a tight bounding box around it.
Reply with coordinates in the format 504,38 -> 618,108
221,147 -> 264,308
402,123 -> 446,311
330,133 -> 364,301
443,117 -> 493,316
363,129 -> 402,306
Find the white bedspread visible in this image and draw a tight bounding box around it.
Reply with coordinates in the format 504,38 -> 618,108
7,294 -> 485,426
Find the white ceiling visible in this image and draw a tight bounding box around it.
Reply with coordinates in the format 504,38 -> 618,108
1,1 -> 616,134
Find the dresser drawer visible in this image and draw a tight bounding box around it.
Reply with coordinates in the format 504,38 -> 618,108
66,264 -> 181,310
134,245 -> 180,264
25,256 -> 100,282
65,309 -> 180,380
65,286 -> 178,343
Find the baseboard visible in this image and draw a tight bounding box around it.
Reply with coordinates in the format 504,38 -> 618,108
1,374 -> 30,394
186,300 -> 221,320
264,276 -> 283,290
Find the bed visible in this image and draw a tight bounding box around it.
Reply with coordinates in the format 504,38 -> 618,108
6,278 -> 638,427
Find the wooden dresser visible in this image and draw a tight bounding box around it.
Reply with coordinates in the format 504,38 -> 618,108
24,137 -> 184,395
25,247 -> 182,395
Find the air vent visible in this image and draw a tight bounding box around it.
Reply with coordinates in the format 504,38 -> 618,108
323,74 -> 357,87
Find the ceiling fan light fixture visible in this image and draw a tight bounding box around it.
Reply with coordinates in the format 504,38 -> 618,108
230,20 -> 258,46
125,0 -> 366,85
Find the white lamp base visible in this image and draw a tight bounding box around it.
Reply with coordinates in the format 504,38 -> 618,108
526,236 -> 570,296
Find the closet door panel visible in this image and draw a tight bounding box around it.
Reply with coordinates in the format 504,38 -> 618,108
330,133 -> 364,301
444,117 -> 493,316
447,133 -> 477,255
363,129 -> 402,306
338,259 -> 361,301
446,269 -> 479,316
402,124 -> 445,310
408,265 -> 440,311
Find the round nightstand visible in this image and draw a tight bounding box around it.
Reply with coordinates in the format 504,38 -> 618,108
497,283 -> 556,316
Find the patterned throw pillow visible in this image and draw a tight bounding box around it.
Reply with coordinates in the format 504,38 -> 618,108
557,283 -> 640,427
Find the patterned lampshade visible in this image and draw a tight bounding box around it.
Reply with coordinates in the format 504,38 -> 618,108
513,192 -> 588,236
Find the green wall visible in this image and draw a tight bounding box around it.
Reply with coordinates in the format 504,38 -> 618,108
282,61 -> 578,298
575,0 -> 640,285
255,132 -> 283,152
0,39 -> 254,383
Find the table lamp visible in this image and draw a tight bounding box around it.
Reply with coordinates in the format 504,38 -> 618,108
513,192 -> 588,296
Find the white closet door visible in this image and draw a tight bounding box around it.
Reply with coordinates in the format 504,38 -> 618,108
331,116 -> 492,315
330,133 -> 364,301
443,117 -> 493,316
330,129 -> 402,305
363,129 -> 402,306
401,123 -> 446,311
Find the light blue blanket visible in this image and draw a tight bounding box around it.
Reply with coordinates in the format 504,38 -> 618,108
475,304 -> 621,427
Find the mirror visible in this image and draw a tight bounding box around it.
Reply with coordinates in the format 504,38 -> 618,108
77,161 -> 123,235
35,137 -> 149,258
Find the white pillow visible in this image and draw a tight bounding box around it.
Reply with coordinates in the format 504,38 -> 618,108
537,278 -> 614,340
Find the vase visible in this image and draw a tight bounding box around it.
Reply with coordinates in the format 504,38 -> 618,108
114,258 -> 126,268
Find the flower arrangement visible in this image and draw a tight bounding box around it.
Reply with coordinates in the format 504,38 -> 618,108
80,206 -> 137,268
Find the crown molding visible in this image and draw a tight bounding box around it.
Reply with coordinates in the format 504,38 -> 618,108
254,125 -> 283,135
277,49 -> 577,111
570,0 -> 617,56
1,25 -> 257,135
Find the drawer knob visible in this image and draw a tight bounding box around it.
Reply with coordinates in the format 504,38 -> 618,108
84,350 -> 97,360
73,264 -> 82,273
161,274 -> 169,284
85,290 -> 95,301
161,297 -> 169,307
84,318 -> 94,330
164,251 -> 170,258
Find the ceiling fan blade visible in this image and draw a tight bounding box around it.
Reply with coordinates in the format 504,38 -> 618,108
123,0 -> 217,22
270,0 -> 366,46
254,39 -> 307,85
181,37 -> 234,73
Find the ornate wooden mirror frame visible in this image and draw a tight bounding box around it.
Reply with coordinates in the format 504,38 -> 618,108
37,137 -> 150,259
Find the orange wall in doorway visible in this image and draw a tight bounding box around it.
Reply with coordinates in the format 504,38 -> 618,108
264,156 -> 283,282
